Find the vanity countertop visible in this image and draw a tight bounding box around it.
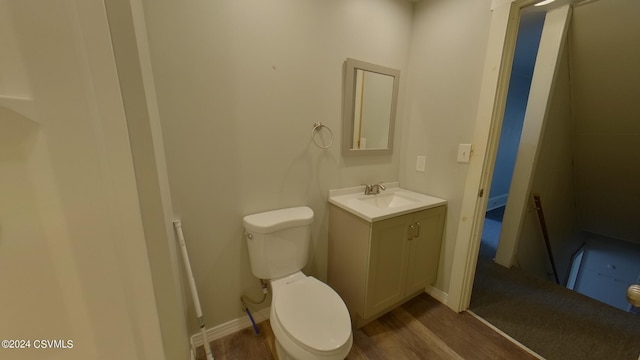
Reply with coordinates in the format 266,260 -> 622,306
328,182 -> 447,222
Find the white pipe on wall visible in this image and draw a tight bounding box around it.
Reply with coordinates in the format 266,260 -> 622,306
174,220 -> 215,360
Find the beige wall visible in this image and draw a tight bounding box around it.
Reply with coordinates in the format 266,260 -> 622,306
570,0 -> 640,244
140,0 -> 498,332
516,0 -> 640,280
104,1 -> 191,359
400,0 -> 492,292
1,1 -> 165,359
141,0 -> 413,330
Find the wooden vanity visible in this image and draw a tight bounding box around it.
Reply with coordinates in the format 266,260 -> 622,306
328,185 -> 446,328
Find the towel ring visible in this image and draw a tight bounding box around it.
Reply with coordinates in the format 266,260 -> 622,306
311,122 -> 334,149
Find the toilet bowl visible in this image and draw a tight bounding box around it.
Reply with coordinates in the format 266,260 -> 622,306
243,207 -> 353,359
269,272 -> 352,360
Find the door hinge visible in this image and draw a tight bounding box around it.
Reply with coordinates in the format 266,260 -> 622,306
478,188 -> 484,197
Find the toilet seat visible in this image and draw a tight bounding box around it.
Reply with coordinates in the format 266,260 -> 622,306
273,276 -> 351,354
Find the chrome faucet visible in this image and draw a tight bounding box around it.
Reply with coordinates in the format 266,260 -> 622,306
363,182 -> 386,195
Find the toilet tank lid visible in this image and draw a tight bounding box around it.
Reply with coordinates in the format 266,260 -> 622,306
243,206 -> 314,233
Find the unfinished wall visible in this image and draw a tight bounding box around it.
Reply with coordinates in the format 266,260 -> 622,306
517,49 -> 579,282
516,0 -> 640,282
570,0 -> 640,244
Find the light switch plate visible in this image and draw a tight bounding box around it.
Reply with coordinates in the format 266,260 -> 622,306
416,155 -> 426,172
457,144 -> 472,163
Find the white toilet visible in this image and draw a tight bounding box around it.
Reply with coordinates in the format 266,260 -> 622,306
243,206 -> 353,360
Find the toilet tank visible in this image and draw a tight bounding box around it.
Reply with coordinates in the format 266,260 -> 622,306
243,206 -> 314,280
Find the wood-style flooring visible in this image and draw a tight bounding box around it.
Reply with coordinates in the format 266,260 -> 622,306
197,293 -> 538,360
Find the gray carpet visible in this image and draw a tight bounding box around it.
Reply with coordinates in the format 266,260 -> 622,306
470,256 -> 640,360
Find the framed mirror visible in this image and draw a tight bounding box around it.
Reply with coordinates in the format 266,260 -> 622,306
342,58 -> 400,155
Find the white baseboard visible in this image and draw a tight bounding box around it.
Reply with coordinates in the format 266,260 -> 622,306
486,194 -> 508,211
425,284 -> 448,305
190,307 -> 271,348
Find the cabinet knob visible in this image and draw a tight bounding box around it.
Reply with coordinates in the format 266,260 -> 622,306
415,222 -> 421,237
408,224 -> 415,240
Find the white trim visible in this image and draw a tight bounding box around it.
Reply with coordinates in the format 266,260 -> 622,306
190,307 -> 271,348
424,285 -> 449,305
467,311 -> 546,360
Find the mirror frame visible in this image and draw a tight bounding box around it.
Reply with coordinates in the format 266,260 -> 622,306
342,58 -> 400,156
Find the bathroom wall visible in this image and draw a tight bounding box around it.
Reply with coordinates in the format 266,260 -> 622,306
399,0 -> 492,292
140,0 -> 413,330
1,1 -> 164,359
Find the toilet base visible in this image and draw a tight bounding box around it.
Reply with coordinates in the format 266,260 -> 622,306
275,339 -> 293,360
269,273 -> 353,359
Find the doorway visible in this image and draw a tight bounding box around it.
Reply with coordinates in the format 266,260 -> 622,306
466,0 -> 640,357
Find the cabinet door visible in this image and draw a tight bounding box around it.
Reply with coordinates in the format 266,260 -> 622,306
405,206 -> 446,295
365,214 -> 411,318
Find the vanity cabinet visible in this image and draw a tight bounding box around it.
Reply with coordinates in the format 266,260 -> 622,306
328,204 -> 446,327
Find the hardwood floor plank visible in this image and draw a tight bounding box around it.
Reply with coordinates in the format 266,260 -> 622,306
378,306 -> 464,359
347,327 -> 387,360
403,295 -> 535,360
197,294 -> 539,360
357,317 -> 422,359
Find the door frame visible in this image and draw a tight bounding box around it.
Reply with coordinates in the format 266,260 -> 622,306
447,0 -> 532,312
447,0 -> 572,312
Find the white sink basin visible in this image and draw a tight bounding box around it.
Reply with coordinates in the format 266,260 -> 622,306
329,183 -> 447,222
357,192 -> 418,209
